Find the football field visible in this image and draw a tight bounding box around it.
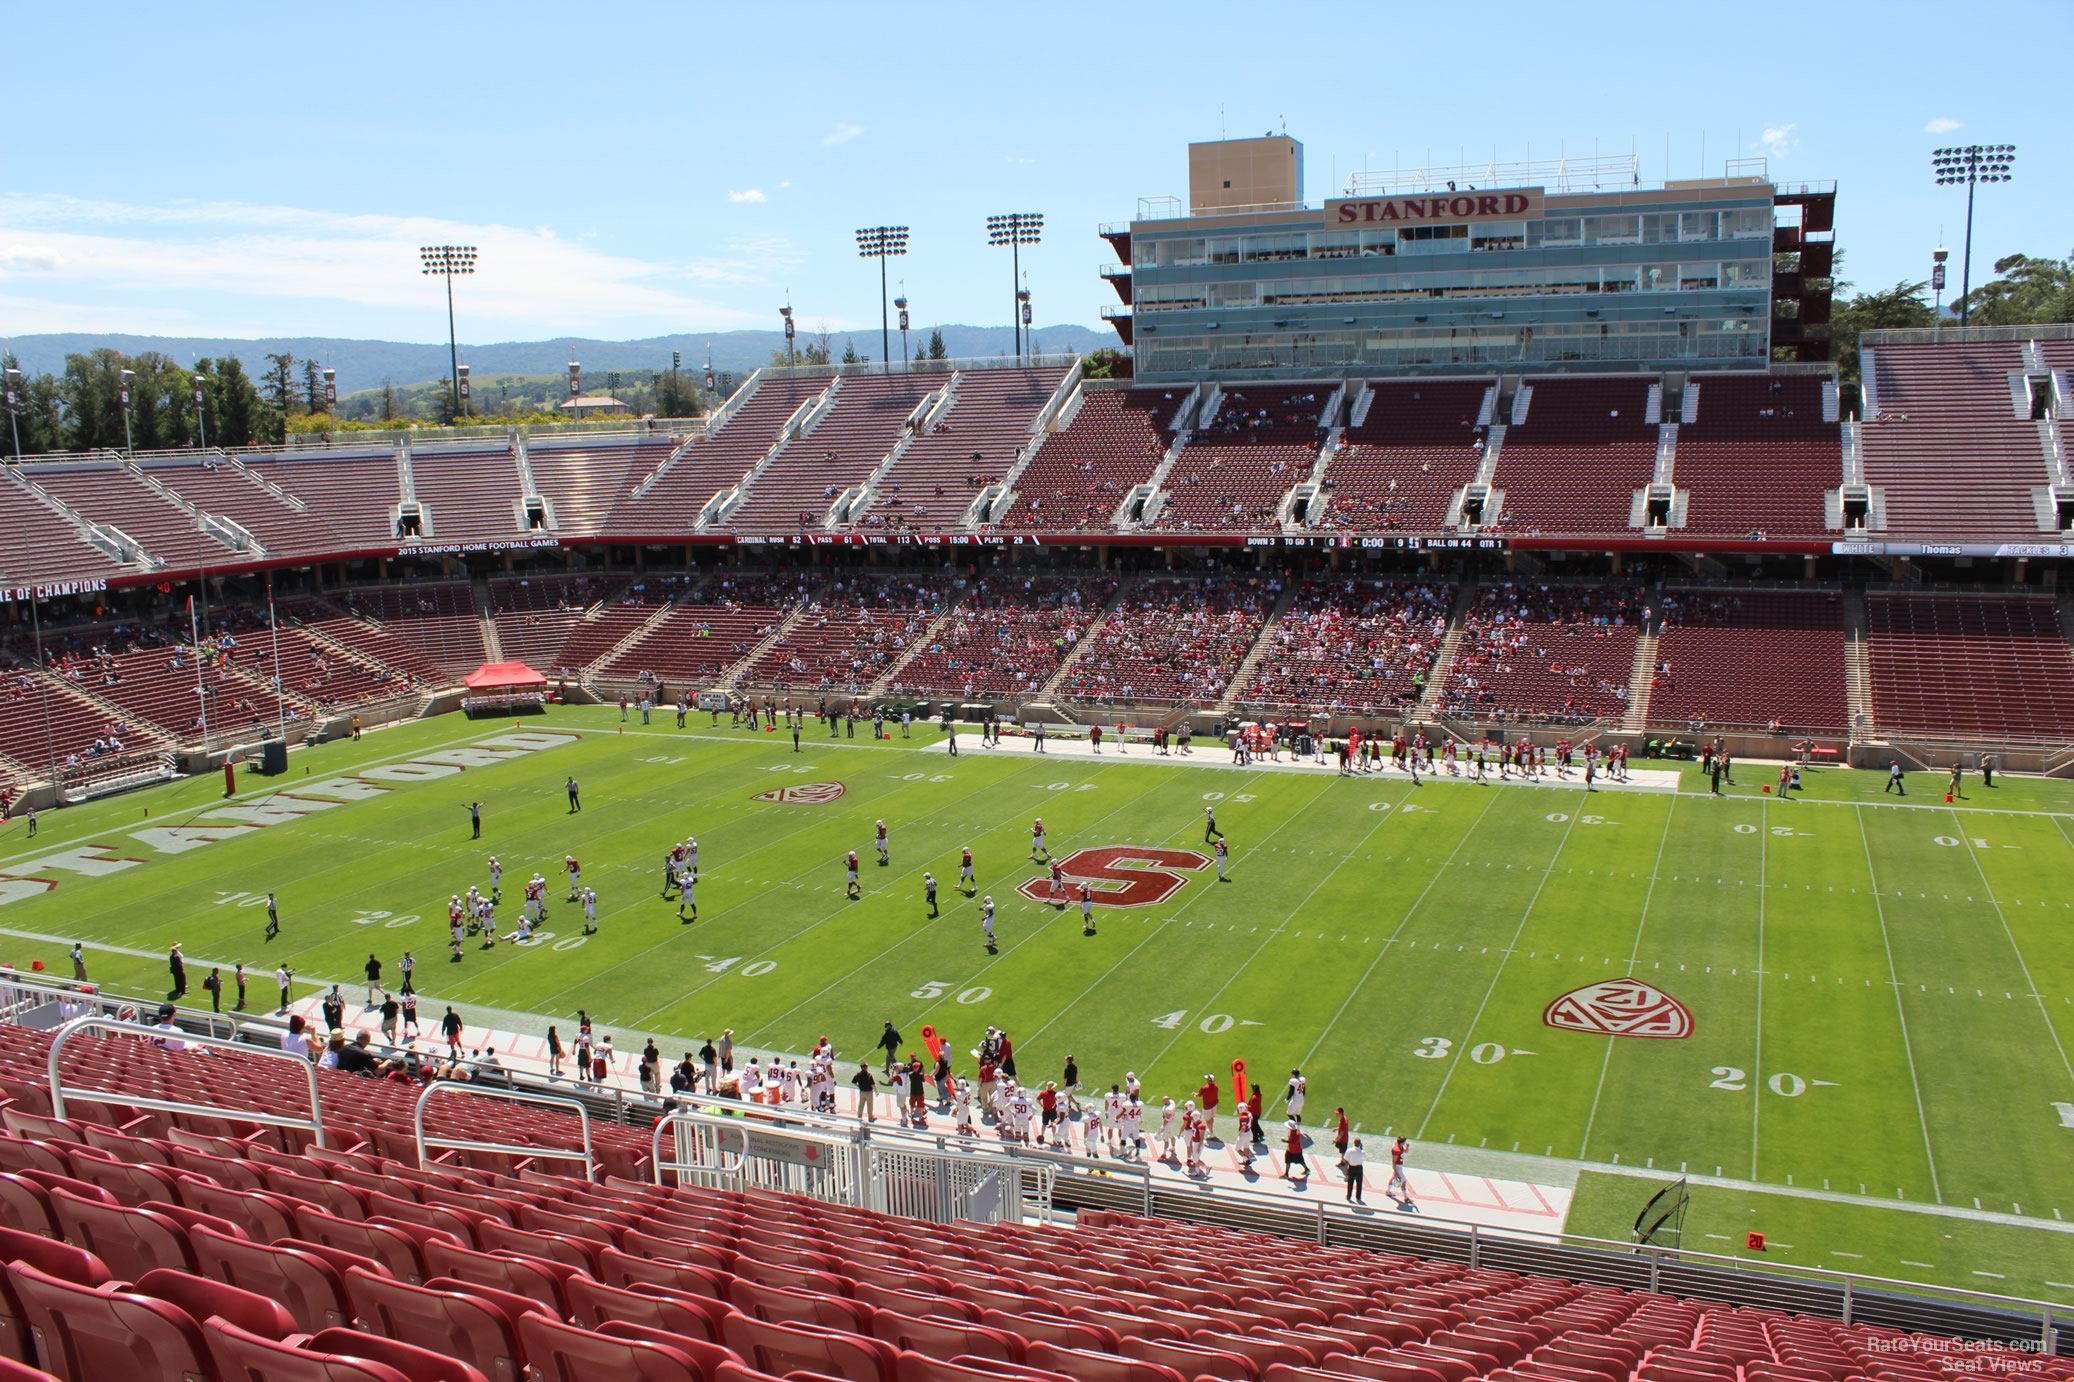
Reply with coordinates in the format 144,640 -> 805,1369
2,706 -> 2071,1299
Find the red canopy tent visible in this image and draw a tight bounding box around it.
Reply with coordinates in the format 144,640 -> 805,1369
462,661 -> 549,715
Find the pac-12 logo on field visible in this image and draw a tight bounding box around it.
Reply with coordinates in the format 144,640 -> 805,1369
1543,979 -> 1693,1040
1016,846 -> 1211,909
750,782 -> 846,805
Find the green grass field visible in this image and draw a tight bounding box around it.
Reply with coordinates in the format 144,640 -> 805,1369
2,705 -> 2070,1299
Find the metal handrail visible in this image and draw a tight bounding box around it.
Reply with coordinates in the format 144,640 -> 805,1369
413,1078 -> 593,1174
0,972 -> 241,1043
651,1105 -> 861,1187
46,1013 -> 326,1147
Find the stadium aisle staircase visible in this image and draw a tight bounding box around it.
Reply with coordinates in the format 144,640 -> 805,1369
1214,582 -> 1301,715
472,579 -> 503,664
1035,576 -> 1138,699
1415,581 -> 1481,719
866,584 -> 974,697
1621,624 -> 1659,734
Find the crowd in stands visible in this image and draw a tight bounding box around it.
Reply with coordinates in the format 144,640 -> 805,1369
890,575 -> 1118,699
1440,583 -> 1645,724
1060,577 -> 1278,705
747,578 -> 941,693
1238,580 -> 1452,714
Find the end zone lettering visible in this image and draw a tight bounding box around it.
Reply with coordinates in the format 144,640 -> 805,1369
0,732 -> 576,909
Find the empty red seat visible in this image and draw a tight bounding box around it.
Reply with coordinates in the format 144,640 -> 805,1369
133,1267 -> 297,1341
723,1313 -> 899,1382
517,1313 -> 705,1382
421,1240 -> 574,1316
1023,1342 -> 1185,1382
47,1188 -> 194,1280
344,1266 -> 525,1382
897,1355 -> 1074,1382
7,1260 -> 214,1382
293,1207 -> 427,1284
566,1275 -> 725,1342
0,1226 -> 108,1366
871,1309 -> 1024,1364
191,1225 -> 355,1333
203,1316 -> 412,1382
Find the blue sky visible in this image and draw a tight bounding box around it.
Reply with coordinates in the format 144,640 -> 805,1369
1,1 -> 2066,348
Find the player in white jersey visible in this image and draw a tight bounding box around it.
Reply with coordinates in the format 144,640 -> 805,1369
874,819 -> 889,867
1121,1097 -> 1144,1156
778,1062 -> 800,1105
449,916 -> 465,959
580,886 -> 598,935
676,872 -> 697,924
1101,1085 -> 1125,1151
513,913 -> 535,944
564,856 -> 582,901
685,838 -> 699,877
477,901 -> 497,948
487,856 -> 502,902
981,896 -> 996,951
1082,1105 -> 1105,1158
1008,1086 -> 1033,1143
1186,1104 -> 1208,1174
952,1077 -> 975,1135
1157,1097 -> 1179,1160
1124,1070 -> 1142,1102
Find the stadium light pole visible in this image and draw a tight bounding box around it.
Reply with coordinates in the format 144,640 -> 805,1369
854,225 -> 910,370
1931,145 -> 2015,328
894,291 -> 911,371
4,367 -> 22,463
419,244 -> 478,419
118,368 -> 135,455
987,213 -> 1043,363
780,299 -> 796,368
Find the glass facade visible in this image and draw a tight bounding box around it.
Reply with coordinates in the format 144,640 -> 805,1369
1123,186 -> 1777,380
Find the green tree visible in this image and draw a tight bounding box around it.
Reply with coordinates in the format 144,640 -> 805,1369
1951,253 -> 2074,326
1081,347 -> 1131,380
58,348 -> 126,451
840,339 -> 863,365
926,329 -> 947,361
301,359 -> 325,416
379,381 -> 398,422
1828,280 -> 1936,395
261,352 -> 295,418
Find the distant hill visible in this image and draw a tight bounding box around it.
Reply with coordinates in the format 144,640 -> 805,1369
3,324 -> 1116,390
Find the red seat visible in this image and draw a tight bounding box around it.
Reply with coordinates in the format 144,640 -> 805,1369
293,1207 -> 426,1284
55,1149 -> 180,1207
133,1267 -> 297,1341
47,1188 -> 195,1280
723,1314 -> 899,1382
1023,1342 -> 1185,1382
174,1180 -> 300,1242
853,1281 -> 976,1321
6,1261 -> 213,1382
898,1356 -> 1075,1382
190,1225 -> 355,1332
0,1179 -> 54,1242
566,1275 -> 725,1343
305,1329 -> 493,1382
472,1222 -> 599,1277
343,1266 -> 525,1382
981,1310 -> 1117,1352
728,1277 -> 872,1334
597,1320 -> 748,1382
871,1310 -> 1024,1365
598,1246 -> 731,1300
1122,1334 -> 1262,1380
0,1225 -> 109,1365
0,1137 -> 69,1180
420,1239 -> 574,1316
517,1313 -> 704,1382
202,1316 -> 414,1382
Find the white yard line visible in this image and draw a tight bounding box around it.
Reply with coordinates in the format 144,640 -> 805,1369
1286,790 -> 1505,1108
1752,795 -> 1767,1180
1855,808 -> 1945,1205
1415,807 -> 1585,1138
1944,808 -> 2074,1086
1125,782 -> 1408,1087
1576,795 -> 1680,1160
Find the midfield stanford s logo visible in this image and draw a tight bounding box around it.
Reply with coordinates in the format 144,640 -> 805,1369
1016,846 -> 1211,909
1543,978 -> 1694,1040
750,782 -> 847,805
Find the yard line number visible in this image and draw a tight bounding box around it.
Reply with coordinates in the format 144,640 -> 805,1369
1708,1067 -> 1838,1096
910,981 -> 991,1005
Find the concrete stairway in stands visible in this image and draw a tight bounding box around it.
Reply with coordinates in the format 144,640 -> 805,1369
1415,580 -> 1481,718
1621,624 -> 1661,733
473,577 -> 503,663
1842,586 -> 1874,735
868,584 -> 973,697
1036,575 -> 1138,698
579,599 -> 685,689
1215,582 -> 1301,714
720,595 -> 823,691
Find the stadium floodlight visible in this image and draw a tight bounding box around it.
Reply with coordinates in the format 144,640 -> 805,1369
855,226 -> 910,372
987,213 -> 1044,363
1930,145 -> 2015,328
3,366 -> 21,463
118,368 -> 136,454
419,244 -> 478,419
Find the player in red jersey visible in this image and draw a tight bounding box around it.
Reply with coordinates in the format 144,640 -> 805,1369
1048,858 -> 1066,901
874,818 -> 890,867
564,855 -> 582,901
1030,818 -> 1049,862
845,851 -> 861,899
1079,882 -> 1096,935
959,846 -> 976,895
1214,837 -> 1230,882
